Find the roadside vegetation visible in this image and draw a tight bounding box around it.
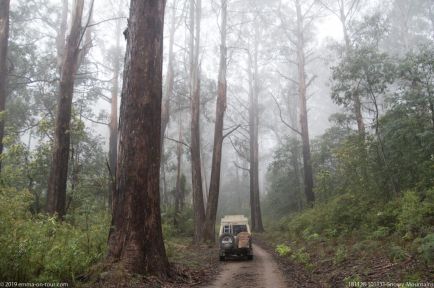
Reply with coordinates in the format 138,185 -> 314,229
262,45 -> 434,286
0,188 -> 217,286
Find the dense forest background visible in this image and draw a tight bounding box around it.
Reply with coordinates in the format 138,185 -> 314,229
0,0 -> 433,285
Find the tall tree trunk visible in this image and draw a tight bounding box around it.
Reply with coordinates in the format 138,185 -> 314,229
430,99 -> 434,130
290,142 -> 303,211
189,0 -> 205,243
161,1 -> 177,147
339,1 -> 350,50
174,110 -> 183,226
338,0 -> 365,136
46,0 -> 85,218
287,74 -> 303,209
203,0 -> 227,242
248,26 -> 264,232
108,5 -> 122,210
107,0 -> 169,277
56,0 -> 68,74
201,144 -> 208,206
160,2 -> 178,207
295,0 -> 315,206
353,91 -> 365,135
0,0 -> 9,173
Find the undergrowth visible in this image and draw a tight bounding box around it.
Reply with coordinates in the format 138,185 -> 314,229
0,187 -> 110,283
265,188 -> 434,283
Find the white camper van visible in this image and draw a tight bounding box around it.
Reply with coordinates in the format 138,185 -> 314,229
218,215 -> 253,261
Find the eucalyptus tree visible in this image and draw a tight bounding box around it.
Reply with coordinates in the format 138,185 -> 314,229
0,0 -> 10,173
189,0 -> 206,243
275,0 -> 320,206
386,0 -> 434,55
108,0 -> 124,208
316,0 -> 365,136
107,0 -> 169,277
203,0 -> 228,242
46,0 -> 93,218
247,26 -> 264,231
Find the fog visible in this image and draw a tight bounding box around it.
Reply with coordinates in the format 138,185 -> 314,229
7,0 -> 433,219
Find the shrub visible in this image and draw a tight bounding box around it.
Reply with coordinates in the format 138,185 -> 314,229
275,244 -> 292,257
388,244 -> 407,262
417,233 -> 434,265
397,189 -> 434,239
352,240 -> 380,254
334,246 -> 348,264
369,226 -> 391,240
0,187 -> 109,283
397,191 -> 425,238
291,247 -> 312,269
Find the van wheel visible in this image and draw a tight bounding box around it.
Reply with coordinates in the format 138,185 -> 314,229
219,256 -> 225,261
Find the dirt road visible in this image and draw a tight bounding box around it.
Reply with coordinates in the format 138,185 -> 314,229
204,244 -> 288,288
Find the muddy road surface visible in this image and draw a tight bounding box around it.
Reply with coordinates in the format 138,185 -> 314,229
204,244 -> 287,288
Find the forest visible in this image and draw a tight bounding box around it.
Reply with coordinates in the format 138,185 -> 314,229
0,0 -> 433,287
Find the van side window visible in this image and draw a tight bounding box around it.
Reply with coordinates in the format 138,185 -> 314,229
223,225 -> 231,234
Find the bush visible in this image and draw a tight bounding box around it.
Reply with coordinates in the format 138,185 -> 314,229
0,187 -> 109,283
397,191 -> 425,238
334,246 -> 348,264
417,233 -> 434,265
291,247 -> 312,269
397,190 -> 433,239
369,226 -> 391,240
161,207 -> 194,238
285,193 -> 372,240
388,244 -> 407,262
275,244 -> 292,256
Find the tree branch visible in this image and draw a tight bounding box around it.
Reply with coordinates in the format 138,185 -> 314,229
223,124 -> 241,139
233,161 -> 250,173
164,136 -> 191,150
275,69 -> 299,85
306,75 -> 317,88
270,93 -> 302,136
87,16 -> 126,28
81,114 -> 109,126
229,136 -> 249,162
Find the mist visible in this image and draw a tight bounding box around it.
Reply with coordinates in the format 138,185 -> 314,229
1,0 -> 433,286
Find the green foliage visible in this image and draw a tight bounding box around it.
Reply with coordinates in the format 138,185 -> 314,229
275,244 -> 292,256
162,207 -> 194,238
266,187 -> 433,266
282,193 -> 373,240
388,244 -> 407,262
397,191 -> 425,238
396,190 -> 434,239
0,187 -> 109,283
416,233 -> 434,265
331,46 -> 395,111
275,243 -> 311,269
261,5 -> 434,283
263,137 -> 305,220
369,226 -> 390,240
352,240 -> 380,255
333,246 -> 348,265
302,229 -> 320,241
164,241 -> 176,259
290,247 -> 312,269
283,188 -> 433,242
